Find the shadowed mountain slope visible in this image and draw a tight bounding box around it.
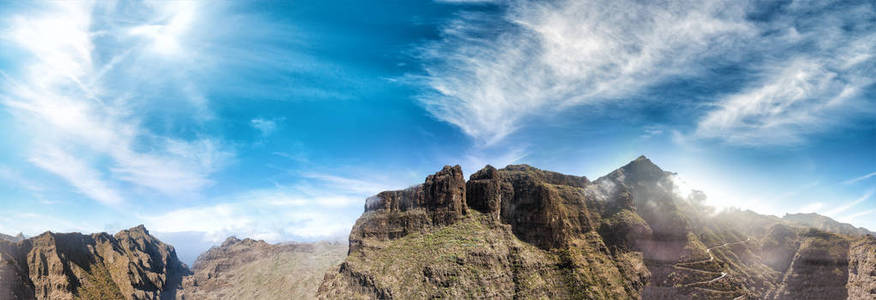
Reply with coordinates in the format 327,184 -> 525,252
0,225 -> 189,300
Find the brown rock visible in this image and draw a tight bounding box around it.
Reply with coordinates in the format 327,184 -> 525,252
180,238 -> 346,300
350,165 -> 467,252
0,225 -> 188,300
848,236 -> 876,300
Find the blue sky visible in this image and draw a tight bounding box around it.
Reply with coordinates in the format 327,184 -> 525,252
1,0 -> 874,264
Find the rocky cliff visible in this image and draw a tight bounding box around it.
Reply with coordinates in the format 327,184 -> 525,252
318,156 -> 876,299
848,236 -> 876,300
0,225 -> 188,300
319,162 -> 651,299
179,237 -> 346,299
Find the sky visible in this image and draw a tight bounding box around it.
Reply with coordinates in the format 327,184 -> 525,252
0,0 -> 874,264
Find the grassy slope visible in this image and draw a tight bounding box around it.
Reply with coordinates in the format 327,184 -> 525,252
328,210 -> 643,299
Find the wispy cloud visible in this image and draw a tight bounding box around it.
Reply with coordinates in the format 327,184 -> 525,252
29,148 -> 124,206
417,0 -> 753,144
692,1 -> 875,145
825,189 -> 874,217
141,171 -> 400,242
418,0 -> 875,147
251,118 -> 279,137
844,171 -> 876,185
0,211 -> 101,236
1,2 -> 233,204
840,209 -> 876,224
696,56 -> 874,145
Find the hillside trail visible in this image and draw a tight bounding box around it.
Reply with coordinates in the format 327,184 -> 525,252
678,237 -> 752,296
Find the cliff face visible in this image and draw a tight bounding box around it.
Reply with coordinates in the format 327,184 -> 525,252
351,165 -> 467,252
179,238 -> 346,299
0,225 -> 188,300
319,156 -> 876,299
319,163 -> 650,299
848,236 -> 876,300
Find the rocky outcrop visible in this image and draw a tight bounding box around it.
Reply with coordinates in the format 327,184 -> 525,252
467,164 -> 598,249
0,225 -> 188,300
350,165 -> 467,252
180,237 -> 346,299
848,236 -> 876,300
320,162 -> 650,299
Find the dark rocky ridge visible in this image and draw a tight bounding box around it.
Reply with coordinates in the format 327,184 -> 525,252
320,156 -> 876,299
0,225 -> 188,299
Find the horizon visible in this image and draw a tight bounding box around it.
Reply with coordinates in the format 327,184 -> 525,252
1,0 -> 875,265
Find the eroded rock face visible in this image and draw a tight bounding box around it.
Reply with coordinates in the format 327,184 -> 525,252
848,236 -> 876,300
0,225 -> 188,300
473,164 -> 597,249
772,229 -> 850,299
350,165 -> 467,252
320,162 -> 650,299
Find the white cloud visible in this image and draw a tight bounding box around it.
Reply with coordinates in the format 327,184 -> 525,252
140,171 -> 402,242
1,1 -> 232,204
29,147 -> 124,206
844,171 -> 876,185
0,212 -> 101,236
840,209 -> 876,224
692,2 -> 876,146
251,118 -> 278,137
695,57 -> 873,145
459,146 -> 528,175
128,1 -> 197,56
418,0 -> 753,144
420,0 -> 875,147
825,190 -> 874,217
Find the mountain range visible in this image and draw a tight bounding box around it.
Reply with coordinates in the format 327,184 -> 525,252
1,156 -> 874,299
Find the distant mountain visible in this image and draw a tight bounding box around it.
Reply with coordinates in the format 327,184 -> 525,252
179,237 -> 345,299
0,225 -> 189,299
0,232 -> 24,242
783,212 -> 873,237
318,156 -> 876,299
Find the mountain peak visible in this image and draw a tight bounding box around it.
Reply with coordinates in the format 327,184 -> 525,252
625,155 -> 660,169
131,224 -> 149,233
222,236 -> 242,247
598,155 -> 667,185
